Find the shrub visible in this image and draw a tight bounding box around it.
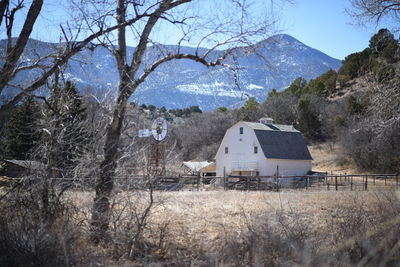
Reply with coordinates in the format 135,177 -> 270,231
0,190 -> 85,266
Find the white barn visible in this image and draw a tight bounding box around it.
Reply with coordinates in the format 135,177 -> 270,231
215,118 -> 313,177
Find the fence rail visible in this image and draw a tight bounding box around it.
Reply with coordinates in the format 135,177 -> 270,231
110,173 -> 399,192
2,173 -> 399,192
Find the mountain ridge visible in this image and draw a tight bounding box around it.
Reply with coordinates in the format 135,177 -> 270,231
0,34 -> 341,110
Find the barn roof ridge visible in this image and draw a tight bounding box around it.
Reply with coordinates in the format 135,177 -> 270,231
241,121 -> 299,133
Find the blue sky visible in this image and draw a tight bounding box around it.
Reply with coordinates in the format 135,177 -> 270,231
277,0 -> 397,59
1,0 -> 397,60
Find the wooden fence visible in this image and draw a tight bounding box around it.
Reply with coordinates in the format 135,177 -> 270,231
3,173 -> 398,192
112,172 -> 399,192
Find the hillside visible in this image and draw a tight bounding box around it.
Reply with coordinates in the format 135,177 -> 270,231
309,143 -> 359,174
0,35 -> 341,110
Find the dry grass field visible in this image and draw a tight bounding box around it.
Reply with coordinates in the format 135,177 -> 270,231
309,143 -> 360,174
62,188 -> 400,265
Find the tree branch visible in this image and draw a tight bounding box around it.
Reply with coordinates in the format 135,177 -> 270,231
1,0 -> 43,93
131,52 -> 229,92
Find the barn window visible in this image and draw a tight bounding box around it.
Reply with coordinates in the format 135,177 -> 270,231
239,127 -> 243,134
225,147 -> 228,154
254,146 -> 258,154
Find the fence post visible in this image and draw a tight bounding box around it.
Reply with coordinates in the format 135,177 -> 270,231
385,175 -> 387,186
277,178 -> 280,192
350,175 -> 353,191
365,175 -> 368,191
275,165 -> 280,192
335,176 -> 338,191
223,167 -> 226,191
306,176 -> 309,190
396,173 -> 399,188
247,176 -> 250,191
197,172 -> 200,191
373,175 -> 376,185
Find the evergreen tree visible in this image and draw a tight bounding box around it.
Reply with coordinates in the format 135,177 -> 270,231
287,77 -> 307,97
243,97 -> 259,110
189,105 -> 202,114
304,79 -> 326,96
297,97 -> 321,139
44,81 -> 88,174
217,107 -> 228,112
238,97 -> 260,121
267,88 -> 279,99
369,29 -> 397,55
338,49 -> 371,81
318,69 -> 338,95
2,96 -> 42,159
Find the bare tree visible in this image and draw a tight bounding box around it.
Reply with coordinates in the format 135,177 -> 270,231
0,0 -> 175,121
80,0 -> 279,241
349,0 -> 400,28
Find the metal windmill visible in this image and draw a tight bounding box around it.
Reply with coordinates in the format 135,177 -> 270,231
138,117 -> 168,176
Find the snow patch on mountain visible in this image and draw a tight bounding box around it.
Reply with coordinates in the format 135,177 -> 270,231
1,34 -> 342,111
246,84 -> 264,90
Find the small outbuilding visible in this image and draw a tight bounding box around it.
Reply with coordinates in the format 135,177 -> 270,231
215,118 -> 313,177
0,159 -> 45,178
182,161 -> 216,176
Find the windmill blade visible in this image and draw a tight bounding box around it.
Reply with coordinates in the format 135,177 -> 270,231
138,129 -> 151,138
151,118 -> 168,141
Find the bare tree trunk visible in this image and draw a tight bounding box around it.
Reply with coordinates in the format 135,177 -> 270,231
90,80 -> 130,243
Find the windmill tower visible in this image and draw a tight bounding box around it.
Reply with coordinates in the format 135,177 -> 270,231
139,117 -> 168,176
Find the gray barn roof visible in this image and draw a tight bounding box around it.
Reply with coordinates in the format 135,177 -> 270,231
242,121 -> 299,132
242,121 -> 312,161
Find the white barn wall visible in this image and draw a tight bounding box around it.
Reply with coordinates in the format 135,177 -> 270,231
265,159 -> 312,176
216,122 -> 265,177
216,122 -> 312,177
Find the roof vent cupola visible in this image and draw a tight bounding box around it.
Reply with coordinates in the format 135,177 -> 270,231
259,117 -> 274,125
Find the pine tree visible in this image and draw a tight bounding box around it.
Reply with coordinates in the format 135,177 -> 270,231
238,97 -> 260,121
287,77 -> 307,97
2,96 -> 42,159
60,81 -> 87,171
297,97 -> 321,139
44,81 -> 88,174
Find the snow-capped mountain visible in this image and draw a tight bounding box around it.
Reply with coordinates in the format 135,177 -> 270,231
1,34 -> 341,110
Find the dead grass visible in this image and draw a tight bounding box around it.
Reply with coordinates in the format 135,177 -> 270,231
67,189 -> 399,256
149,191 -> 393,241
3,187 -> 398,265
309,143 -> 361,174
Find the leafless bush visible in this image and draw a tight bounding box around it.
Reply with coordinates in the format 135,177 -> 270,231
261,92 -> 298,124
340,117 -> 400,172
0,187 -> 86,266
324,191 -> 400,265
211,212 -> 312,266
173,111 -> 236,161
339,75 -> 400,172
102,181 -> 171,263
